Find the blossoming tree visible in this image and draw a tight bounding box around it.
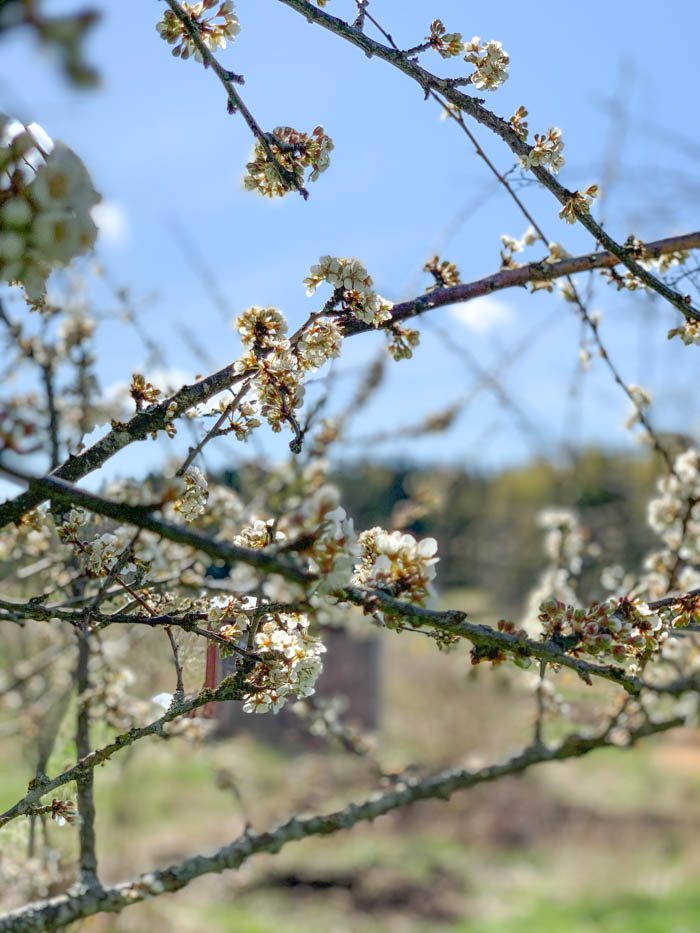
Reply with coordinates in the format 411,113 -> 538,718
1,1 -> 700,929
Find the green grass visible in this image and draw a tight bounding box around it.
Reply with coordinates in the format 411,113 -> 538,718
455,887 -> 700,933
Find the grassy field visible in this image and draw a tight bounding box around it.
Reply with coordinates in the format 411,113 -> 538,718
3,588 -> 700,931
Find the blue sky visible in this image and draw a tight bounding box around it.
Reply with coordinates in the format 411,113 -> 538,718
1,0 -> 699,484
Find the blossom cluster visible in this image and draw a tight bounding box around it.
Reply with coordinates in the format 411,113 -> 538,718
500,231 -> 574,286
174,467 -> 209,522
426,20 -> 463,58
231,472 -> 359,596
236,305 -> 288,350
0,114 -> 99,302
50,798 -> 77,827
0,507 -> 56,565
236,303 -> 343,375
520,127 -> 565,175
55,497 -> 201,585
601,243 -> 689,295
198,462 -> 359,623
303,255 -> 393,327
559,185 -> 599,224
538,596 -> 665,663
243,125 -> 333,198
387,324 -> 420,361
508,105 -> 529,141
498,227 -> 577,300
668,320 -> 700,347
233,517 -> 280,549
662,592 -> 700,630
499,224 -> 540,268
307,505 -> 359,593
463,37 -> 510,90
231,306 -> 298,434
156,1 -> 240,61
424,255 -> 461,289
656,248 -> 691,274
212,394 -> 262,442
207,596 -> 325,714
352,528 -> 439,605
234,347 -> 304,435
296,318 -> 344,370
130,373 -> 162,409
226,283 -> 375,441
58,508 -> 138,577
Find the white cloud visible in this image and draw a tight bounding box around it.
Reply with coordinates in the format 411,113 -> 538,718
91,200 -> 130,246
449,295 -> 514,334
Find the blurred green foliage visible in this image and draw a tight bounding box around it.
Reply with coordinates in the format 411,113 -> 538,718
454,888 -> 700,933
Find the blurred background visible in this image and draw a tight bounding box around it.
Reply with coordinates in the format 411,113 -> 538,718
1,1 -> 700,931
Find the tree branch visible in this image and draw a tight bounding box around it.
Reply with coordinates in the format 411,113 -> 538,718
0,229 -> 696,532
0,467 -> 312,586
0,713 -> 682,932
275,0 -> 700,323
340,231 -> 700,335
0,672 -> 248,830
0,359 -> 248,528
343,586 -> 675,697
164,0 -> 308,198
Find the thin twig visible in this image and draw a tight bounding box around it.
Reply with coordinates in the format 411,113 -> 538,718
164,625 -> 185,699
39,362 -> 60,470
176,381 -> 251,476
